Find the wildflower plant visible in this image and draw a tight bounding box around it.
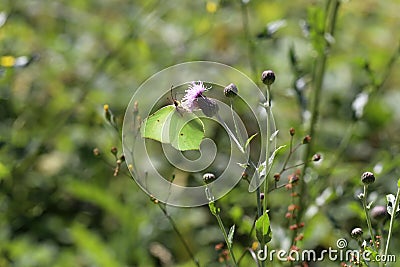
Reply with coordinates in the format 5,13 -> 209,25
345,173 -> 400,267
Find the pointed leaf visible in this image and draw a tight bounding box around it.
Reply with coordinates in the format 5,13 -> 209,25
237,162 -> 249,169
227,225 -> 235,248
245,133 -> 258,149
255,212 -> 272,244
268,145 -> 287,166
269,130 -> 279,142
257,161 -> 266,179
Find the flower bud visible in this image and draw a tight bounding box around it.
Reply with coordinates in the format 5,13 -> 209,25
351,227 -> 363,239
203,172 -> 216,184
224,83 -> 238,98
361,172 -> 375,185
111,146 -> 118,156
261,70 -> 276,86
274,173 -> 280,182
260,193 -> 265,200
312,153 -> 321,162
93,148 -> 100,156
289,127 -> 295,136
197,97 -> 219,117
104,104 -> 112,122
302,135 -> 311,144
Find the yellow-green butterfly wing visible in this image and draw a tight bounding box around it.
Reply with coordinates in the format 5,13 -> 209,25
141,105 -> 205,151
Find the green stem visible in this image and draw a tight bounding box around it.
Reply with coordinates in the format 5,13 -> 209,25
240,0 -> 259,84
214,211 -> 238,266
362,185 -> 377,251
297,0 -> 340,230
159,205 -> 200,267
384,186 -> 400,264
263,84 -> 272,214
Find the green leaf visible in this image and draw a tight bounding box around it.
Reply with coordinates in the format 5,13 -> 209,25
141,105 -> 205,151
227,225 -> 235,248
209,201 -> 219,215
255,212 -> 272,244
269,130 -> 279,141
245,133 -> 258,149
268,145 -> 287,166
397,178 -> 400,188
71,223 -> 120,267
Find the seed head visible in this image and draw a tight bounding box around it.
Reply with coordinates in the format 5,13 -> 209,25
111,146 -> 118,156
203,173 -> 216,184
261,70 -> 276,86
224,83 -> 238,98
312,153 -> 321,162
351,227 -> 363,239
302,135 -> 311,144
361,172 -> 375,185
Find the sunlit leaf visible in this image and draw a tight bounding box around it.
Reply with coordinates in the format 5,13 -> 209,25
245,133 -> 258,149
227,225 -> 235,248
268,145 -> 286,166
269,130 -> 279,141
255,212 -> 272,244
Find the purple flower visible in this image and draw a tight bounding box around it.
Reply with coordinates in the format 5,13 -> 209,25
181,81 -> 209,112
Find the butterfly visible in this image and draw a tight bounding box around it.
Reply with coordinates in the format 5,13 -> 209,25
140,86 -> 205,151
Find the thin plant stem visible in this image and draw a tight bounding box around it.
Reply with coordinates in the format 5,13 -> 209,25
384,185 -> 400,264
362,185 -> 377,251
240,0 -> 259,84
263,84 -> 272,216
230,101 -> 245,147
377,222 -> 385,267
158,205 -> 200,267
297,0 -> 340,229
214,211 -> 238,266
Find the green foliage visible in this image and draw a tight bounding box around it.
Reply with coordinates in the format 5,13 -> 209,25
1,0 -> 400,266
255,212 -> 272,244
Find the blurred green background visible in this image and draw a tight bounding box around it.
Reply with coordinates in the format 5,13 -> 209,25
1,0 -> 400,266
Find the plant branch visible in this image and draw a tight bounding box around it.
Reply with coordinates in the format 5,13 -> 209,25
159,205 -> 200,267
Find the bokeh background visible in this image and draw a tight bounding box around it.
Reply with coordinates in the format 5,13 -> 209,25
1,0 -> 400,266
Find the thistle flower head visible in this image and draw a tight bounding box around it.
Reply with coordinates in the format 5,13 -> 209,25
181,81 -> 209,112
